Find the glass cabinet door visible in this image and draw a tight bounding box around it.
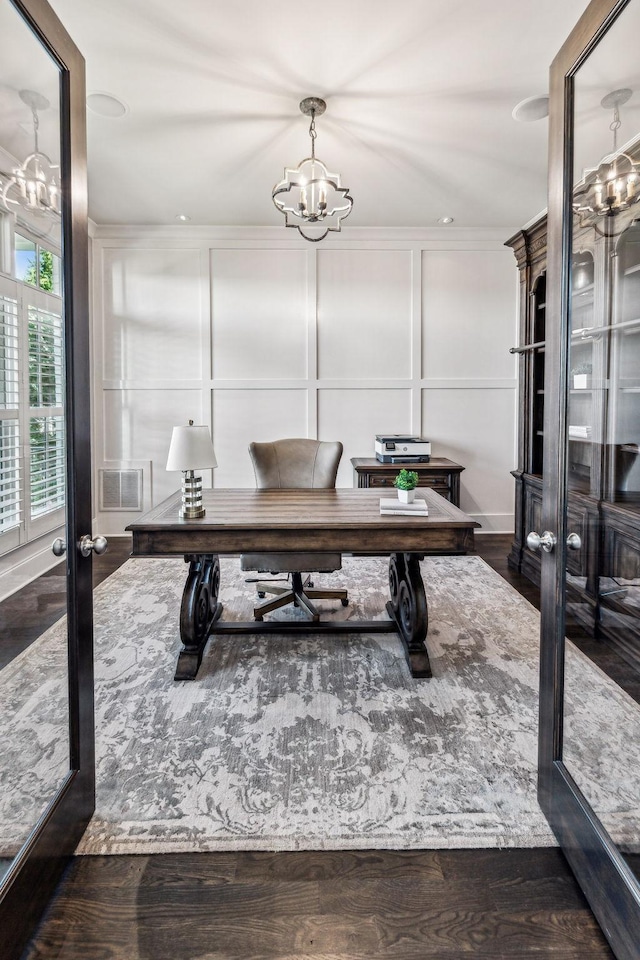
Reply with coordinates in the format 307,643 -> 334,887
540,2 -> 640,957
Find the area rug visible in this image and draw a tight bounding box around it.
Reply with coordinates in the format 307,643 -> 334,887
2,555 -> 640,856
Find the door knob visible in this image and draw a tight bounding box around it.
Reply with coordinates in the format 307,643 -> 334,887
52,538 -> 66,557
79,534 -> 109,558
526,530 -> 557,553
566,533 -> 582,550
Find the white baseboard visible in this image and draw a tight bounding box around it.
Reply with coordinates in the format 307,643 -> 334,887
469,514 -> 515,535
0,530 -> 64,603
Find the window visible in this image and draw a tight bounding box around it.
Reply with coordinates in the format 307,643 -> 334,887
14,233 -> 37,285
0,231 -> 64,554
14,233 -> 61,295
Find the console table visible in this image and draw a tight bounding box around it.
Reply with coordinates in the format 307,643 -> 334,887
351,457 -> 464,506
127,487 -> 478,682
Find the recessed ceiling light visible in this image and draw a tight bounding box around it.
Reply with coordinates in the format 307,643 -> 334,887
175,214 -> 191,222
86,92 -> 128,118
512,95 -> 549,122
437,216 -> 454,224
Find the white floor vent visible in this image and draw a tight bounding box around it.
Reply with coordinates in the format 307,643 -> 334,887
99,469 -> 143,511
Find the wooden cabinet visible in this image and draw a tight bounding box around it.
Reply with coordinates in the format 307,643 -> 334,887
351,457 -> 464,507
507,209 -> 640,667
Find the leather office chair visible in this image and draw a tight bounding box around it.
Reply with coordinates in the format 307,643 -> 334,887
241,438 -> 349,621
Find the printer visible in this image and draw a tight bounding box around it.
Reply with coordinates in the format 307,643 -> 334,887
375,434 -> 431,463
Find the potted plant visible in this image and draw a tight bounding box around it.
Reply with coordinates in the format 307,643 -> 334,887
393,468 -> 419,503
571,361 -> 592,390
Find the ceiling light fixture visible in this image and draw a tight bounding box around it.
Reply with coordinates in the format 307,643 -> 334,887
512,95 -> 549,122
175,214 -> 191,222
437,216 -> 454,224
573,88 -> 640,226
1,89 -> 59,218
86,92 -> 128,118
272,97 -> 353,243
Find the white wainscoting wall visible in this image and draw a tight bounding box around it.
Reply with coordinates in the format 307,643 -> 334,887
90,225 -> 518,537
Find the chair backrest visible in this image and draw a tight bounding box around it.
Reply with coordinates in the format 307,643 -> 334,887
249,439 -> 342,489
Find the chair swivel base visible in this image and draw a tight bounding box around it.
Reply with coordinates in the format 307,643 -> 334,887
253,571 -> 348,622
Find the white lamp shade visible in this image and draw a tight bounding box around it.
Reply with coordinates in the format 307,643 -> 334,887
166,424 -> 218,471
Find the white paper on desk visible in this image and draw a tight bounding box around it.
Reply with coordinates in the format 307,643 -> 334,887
380,497 -> 428,516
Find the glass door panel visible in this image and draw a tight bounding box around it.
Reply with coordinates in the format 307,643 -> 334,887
542,0 -> 640,944
0,0 -> 69,880
0,1 -> 95,956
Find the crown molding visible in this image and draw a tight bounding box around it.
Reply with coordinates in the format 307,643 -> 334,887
89,222 -> 517,246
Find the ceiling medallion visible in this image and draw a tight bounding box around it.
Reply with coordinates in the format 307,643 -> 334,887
272,97 -> 353,242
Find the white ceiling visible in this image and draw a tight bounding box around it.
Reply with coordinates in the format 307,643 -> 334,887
11,0 -> 595,229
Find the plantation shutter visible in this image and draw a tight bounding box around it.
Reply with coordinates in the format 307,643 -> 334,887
0,292 -> 21,539
28,304 -> 65,519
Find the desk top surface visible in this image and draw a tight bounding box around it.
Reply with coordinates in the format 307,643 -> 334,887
128,487 -> 477,533
127,488 -> 478,557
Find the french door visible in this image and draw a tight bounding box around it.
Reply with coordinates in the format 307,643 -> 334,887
0,1 -> 95,957
538,1 -> 640,958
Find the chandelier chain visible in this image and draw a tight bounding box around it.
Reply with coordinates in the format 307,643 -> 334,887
610,105 -> 622,152
308,111 -> 317,160
31,106 -> 40,154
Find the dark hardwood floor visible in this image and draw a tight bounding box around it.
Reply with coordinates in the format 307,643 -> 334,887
0,540 -> 128,669
6,534 -> 633,959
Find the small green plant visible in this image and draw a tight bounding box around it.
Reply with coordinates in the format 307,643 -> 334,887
393,469 -> 419,491
571,361 -> 592,375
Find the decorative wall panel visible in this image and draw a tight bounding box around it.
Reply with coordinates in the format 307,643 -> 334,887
102,248 -> 203,381
103,388 -> 202,503
211,249 -> 308,381
317,250 -> 412,380
318,388 -> 412,488
422,250 -> 517,380
422,386 -> 516,530
213,388 -> 308,487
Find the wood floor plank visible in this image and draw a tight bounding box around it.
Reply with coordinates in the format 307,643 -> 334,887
232,849 -> 445,882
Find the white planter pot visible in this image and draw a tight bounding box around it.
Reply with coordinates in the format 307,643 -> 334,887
397,488 -> 416,503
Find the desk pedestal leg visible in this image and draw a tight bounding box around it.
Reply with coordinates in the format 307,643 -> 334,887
175,554 -> 223,680
386,553 -> 431,678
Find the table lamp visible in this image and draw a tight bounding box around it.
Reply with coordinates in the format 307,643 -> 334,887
166,420 -> 217,519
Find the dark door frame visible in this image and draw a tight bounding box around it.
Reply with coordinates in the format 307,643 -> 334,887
0,1 -> 94,957
540,1 -> 640,957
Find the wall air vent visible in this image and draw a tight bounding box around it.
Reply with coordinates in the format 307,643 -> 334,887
99,469 -> 143,511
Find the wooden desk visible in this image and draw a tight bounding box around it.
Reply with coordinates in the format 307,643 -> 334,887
127,488 -> 478,682
351,457 -> 465,506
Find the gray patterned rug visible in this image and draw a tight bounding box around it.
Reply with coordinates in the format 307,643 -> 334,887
2,554 -> 640,856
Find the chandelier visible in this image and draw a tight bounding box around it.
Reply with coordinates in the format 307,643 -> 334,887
573,88 -> 640,227
1,89 -> 60,218
272,97 -> 353,242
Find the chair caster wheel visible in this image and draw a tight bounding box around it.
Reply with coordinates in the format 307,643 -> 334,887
255,615 -> 263,622
341,598 -> 349,607
257,592 -> 265,598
